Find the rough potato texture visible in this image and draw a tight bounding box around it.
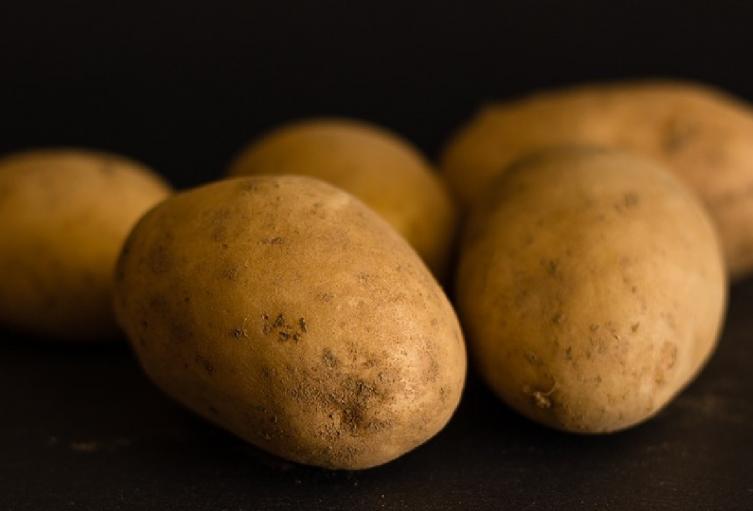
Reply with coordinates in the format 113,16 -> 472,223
228,118 -> 457,277
441,80 -> 753,279
0,149 -> 172,341
457,148 -> 726,433
114,176 -> 466,469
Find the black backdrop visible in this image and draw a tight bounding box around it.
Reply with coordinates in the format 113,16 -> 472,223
2,2 -> 753,510
3,1 -> 753,186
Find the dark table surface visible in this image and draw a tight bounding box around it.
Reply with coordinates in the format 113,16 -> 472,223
1,279 -> 752,511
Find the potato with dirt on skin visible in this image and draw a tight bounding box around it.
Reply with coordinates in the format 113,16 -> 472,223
227,118 -> 457,277
114,175 -> 466,470
441,80 -> 753,279
456,148 -> 726,433
0,149 -> 172,341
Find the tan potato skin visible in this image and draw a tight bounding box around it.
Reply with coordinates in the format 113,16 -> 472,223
227,118 -> 457,277
0,149 -> 172,341
456,149 -> 726,433
114,176 -> 466,469
441,80 -> 753,279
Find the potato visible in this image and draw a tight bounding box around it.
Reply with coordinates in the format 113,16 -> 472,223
441,80 -> 753,279
227,118 -> 457,277
456,148 -> 726,433
0,149 -> 172,341
114,175 -> 466,469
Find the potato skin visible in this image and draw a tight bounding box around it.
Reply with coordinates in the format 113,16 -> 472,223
114,175 -> 466,469
0,149 -> 172,341
457,148 -> 726,433
441,80 -> 753,278
227,118 -> 457,277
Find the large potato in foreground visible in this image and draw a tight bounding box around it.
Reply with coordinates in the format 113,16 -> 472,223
114,176 -> 466,469
457,148 -> 726,433
227,118 -> 457,277
441,80 -> 753,278
0,149 -> 172,341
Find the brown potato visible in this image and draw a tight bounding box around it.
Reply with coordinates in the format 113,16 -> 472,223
441,80 -> 753,278
114,175 -> 466,469
228,118 -> 457,277
0,149 -> 172,341
456,148 -> 726,433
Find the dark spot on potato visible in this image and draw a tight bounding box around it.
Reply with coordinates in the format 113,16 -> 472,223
195,354 -> 214,375
262,313 -> 306,342
316,292 -> 334,302
662,312 -> 678,332
261,236 -> 285,245
426,354 -> 440,383
623,192 -> 639,208
322,349 -> 338,368
552,312 -> 565,325
631,322 -> 640,333
543,259 -> 558,276
655,342 -> 678,385
209,210 -> 232,241
285,362 -> 399,449
231,326 -> 248,339
662,118 -> 699,153
221,266 -> 240,280
338,377 -> 382,433
211,228 -> 226,242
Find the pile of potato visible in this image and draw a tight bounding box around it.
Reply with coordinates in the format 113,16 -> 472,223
1,79 -> 748,469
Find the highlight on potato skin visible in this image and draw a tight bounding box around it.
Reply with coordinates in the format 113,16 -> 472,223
456,148 -> 726,433
227,118 -> 457,278
441,80 -> 753,279
0,148 -> 172,341
114,175 -> 467,470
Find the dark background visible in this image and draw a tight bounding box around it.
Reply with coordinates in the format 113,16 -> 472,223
3,1 -> 753,188
1,1 -> 753,510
